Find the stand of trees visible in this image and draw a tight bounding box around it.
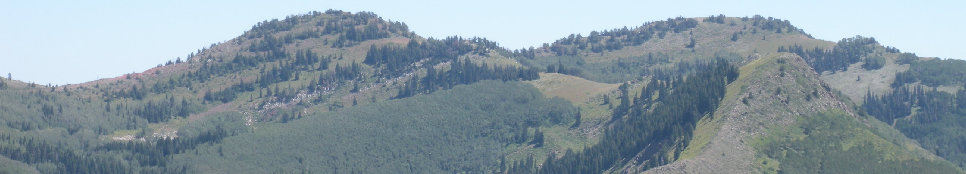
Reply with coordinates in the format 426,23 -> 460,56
515,60 -> 736,173
865,84 -> 966,167
364,37 -> 503,78
396,59 -> 539,98
242,10 -> 408,49
96,126 -> 229,168
896,53 -> 918,65
204,80 -> 256,104
167,81 -> 576,173
779,36 -> 878,73
182,51 -> 289,87
136,96 -> 193,123
742,15 -> 801,34
865,85 -> 964,124
333,61 -> 363,81
547,17 -> 698,56
109,84 -> 149,100
703,14 -> 727,24
891,58 -> 966,87
545,15 -> 805,57
197,48 -> 333,104
545,60 -> 582,76
862,56 -> 886,70
0,134 -> 132,174
329,22 -> 391,48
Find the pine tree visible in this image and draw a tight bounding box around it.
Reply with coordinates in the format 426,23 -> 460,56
957,85 -> 966,109
571,108 -> 582,129
612,83 -> 631,119
531,128 -> 544,147
685,37 -> 696,48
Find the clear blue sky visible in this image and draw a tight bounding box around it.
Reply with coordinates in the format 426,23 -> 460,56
1,0 -> 962,85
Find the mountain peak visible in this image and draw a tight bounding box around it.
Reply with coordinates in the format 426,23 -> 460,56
2,11 -> 964,173
645,53 -> 960,173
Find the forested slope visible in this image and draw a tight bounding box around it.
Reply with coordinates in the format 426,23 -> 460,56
0,11 -> 963,174
171,81 -> 576,173
646,54 -> 961,173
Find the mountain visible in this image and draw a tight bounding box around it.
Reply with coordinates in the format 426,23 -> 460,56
645,54 -> 957,173
0,11 -> 964,173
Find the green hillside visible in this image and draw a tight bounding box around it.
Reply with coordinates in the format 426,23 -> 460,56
170,81 -> 575,173
0,11 -> 964,173
642,54 -> 960,173
776,33 -> 966,168
754,110 -> 960,174
0,10 -> 543,173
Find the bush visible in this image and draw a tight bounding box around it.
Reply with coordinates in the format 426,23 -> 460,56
861,56 -> 885,70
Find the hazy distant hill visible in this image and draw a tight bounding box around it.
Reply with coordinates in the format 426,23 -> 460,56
0,11 -> 964,173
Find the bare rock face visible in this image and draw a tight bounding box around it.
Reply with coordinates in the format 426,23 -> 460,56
642,53 -> 852,174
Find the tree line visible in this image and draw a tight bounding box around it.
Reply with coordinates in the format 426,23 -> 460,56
96,126 -> 229,168
779,36 -> 879,73
865,81 -> 966,167
742,15 -> 802,34
865,85 -> 966,125
135,96 -> 193,123
546,17 -> 699,56
0,133 -> 133,174
396,59 -> 539,98
892,58 -> 966,87
364,37 -> 503,78
243,10 -> 409,49
510,60 -> 737,173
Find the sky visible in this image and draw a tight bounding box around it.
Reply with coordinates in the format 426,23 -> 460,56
1,0 -> 963,85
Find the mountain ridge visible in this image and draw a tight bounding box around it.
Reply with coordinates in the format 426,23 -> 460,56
0,10 -> 964,173
644,53 -> 959,173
